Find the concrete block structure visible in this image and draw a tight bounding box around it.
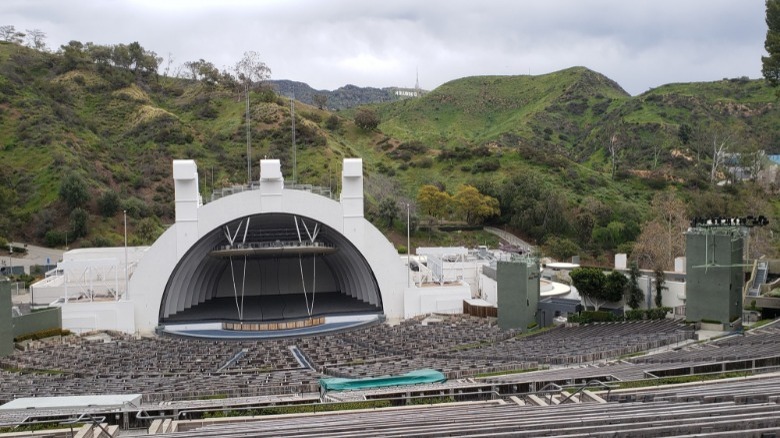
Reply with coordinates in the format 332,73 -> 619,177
497,257 -> 540,330
0,280 -> 12,357
685,227 -> 745,325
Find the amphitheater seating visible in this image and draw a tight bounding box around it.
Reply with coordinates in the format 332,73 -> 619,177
149,395 -> 780,437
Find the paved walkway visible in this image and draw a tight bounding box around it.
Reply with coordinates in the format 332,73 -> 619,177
484,227 -> 534,253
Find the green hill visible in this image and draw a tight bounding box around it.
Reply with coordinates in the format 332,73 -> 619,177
0,41 -> 777,263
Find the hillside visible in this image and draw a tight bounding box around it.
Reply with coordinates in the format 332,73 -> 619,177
270,80 -> 401,110
0,41 -> 777,263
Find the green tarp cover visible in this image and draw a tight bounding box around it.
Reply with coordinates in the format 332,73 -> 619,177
320,368 -> 446,391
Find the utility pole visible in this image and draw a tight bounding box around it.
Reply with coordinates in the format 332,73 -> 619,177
407,203 -> 411,287
291,93 -> 297,183
124,210 -> 128,300
246,84 -> 252,186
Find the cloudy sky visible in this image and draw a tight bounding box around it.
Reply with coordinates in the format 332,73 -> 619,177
1,0 -> 768,95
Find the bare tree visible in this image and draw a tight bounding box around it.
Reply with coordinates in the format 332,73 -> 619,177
0,25 -> 24,44
233,51 -> 271,99
163,52 -> 175,77
233,51 -> 271,185
313,93 -> 328,110
608,132 -> 621,179
709,132 -> 731,184
632,191 -> 688,271
24,28 -> 47,51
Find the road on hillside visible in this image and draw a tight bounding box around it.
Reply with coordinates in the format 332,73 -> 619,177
4,242 -> 64,273
484,227 -> 534,253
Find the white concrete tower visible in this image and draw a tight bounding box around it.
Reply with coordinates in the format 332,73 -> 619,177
173,160 -> 201,259
340,158 -> 365,248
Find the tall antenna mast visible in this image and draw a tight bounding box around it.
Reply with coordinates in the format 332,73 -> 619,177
291,91 -> 296,183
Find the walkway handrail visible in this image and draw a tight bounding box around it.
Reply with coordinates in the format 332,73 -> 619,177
559,379 -> 614,404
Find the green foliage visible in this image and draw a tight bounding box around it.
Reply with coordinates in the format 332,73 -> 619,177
570,267 -> 611,311
678,123 -> 692,145
625,307 -> 671,321
605,270 -> 628,305
122,197 -> 150,219
59,174 -> 89,210
408,396 -> 455,405
14,328 -> 71,342
0,41 -> 779,257
626,261 -> 644,310
543,236 -> 580,261
69,207 -> 88,238
354,107 -> 380,130
324,114 -> 341,130
44,230 -> 66,247
378,197 -> 398,227
135,216 -> 164,244
654,267 -> 666,307
569,310 -> 619,323
763,0 -> 780,86
454,185 -> 500,226
97,190 -> 120,217
417,185 -> 452,224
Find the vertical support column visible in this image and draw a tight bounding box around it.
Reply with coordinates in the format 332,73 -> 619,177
173,160 -> 201,259
259,159 -> 284,212
340,158 -> 364,248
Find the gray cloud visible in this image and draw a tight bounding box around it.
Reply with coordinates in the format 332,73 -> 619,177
1,0 -> 767,95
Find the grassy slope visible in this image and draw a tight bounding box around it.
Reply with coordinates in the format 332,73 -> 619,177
0,42 -> 778,256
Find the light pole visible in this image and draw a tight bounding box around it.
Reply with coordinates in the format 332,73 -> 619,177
7,244 -> 11,277
124,210 -> 128,300
406,203 -> 411,288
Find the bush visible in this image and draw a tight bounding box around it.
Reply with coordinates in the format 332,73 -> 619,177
324,114 -> 341,130
14,328 -> 71,342
122,197 -> 150,219
59,174 -> 89,210
44,230 -> 66,247
354,108 -> 379,131
69,208 -> 89,238
569,311 -> 619,323
97,190 -> 120,217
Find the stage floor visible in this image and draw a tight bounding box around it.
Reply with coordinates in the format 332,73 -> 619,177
162,292 -> 381,324
161,314 -> 382,339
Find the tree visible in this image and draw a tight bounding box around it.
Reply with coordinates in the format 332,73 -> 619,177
97,190 -> 120,217
59,40 -> 89,72
416,185 -> 452,225
325,114 -> 341,131
70,207 -> 88,239
184,59 -> 221,86
570,267 -> 610,311
59,174 -> 89,210
654,267 -> 666,308
632,191 -> 688,271
626,261 -> 644,310
608,132 -> 621,179
605,271 -> 628,307
24,29 -> 47,51
136,217 -> 163,244
354,108 -> 380,131
313,93 -> 328,110
763,0 -> 780,86
0,25 -> 24,44
454,185 -> 500,225
234,51 -> 271,93
378,197 -> 398,227
678,123 -> 692,145
543,236 -> 580,262
709,131 -> 731,184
